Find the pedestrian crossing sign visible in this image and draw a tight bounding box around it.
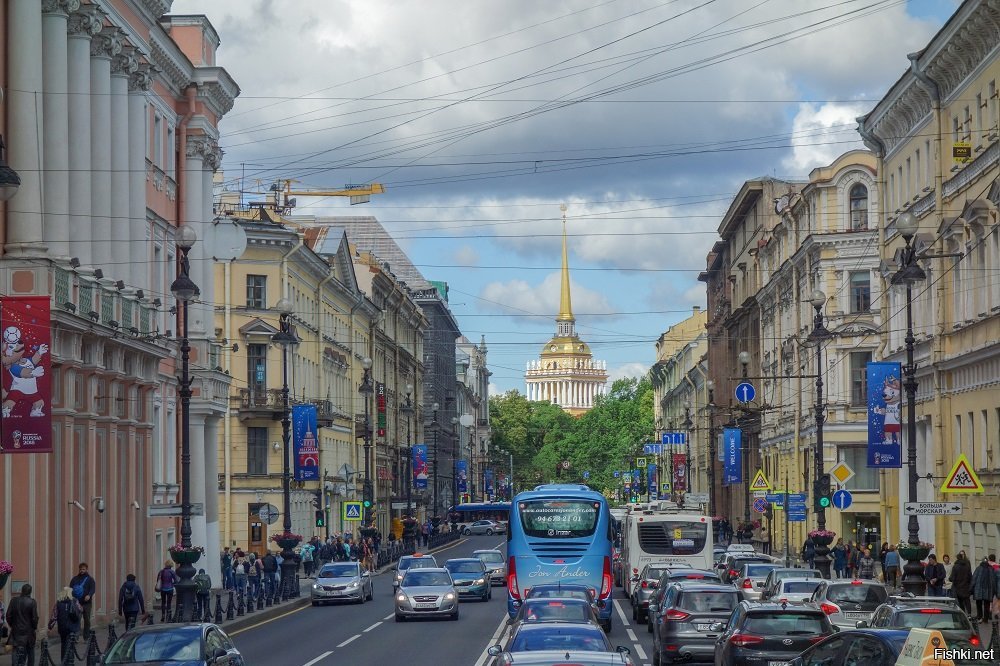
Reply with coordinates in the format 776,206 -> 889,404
749,469 -> 771,491
343,501 -> 363,521
941,454 -> 984,494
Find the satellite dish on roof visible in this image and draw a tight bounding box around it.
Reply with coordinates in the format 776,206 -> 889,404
211,217 -> 248,261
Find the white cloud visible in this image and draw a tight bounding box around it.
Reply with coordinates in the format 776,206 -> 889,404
608,362 -> 649,383
488,382 -> 502,397
454,245 -> 480,265
782,103 -> 869,173
479,272 -> 613,318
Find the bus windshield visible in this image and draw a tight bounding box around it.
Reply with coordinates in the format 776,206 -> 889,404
637,521 -> 708,555
517,499 -> 599,538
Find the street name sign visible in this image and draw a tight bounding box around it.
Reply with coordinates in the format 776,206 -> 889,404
735,382 -> 756,404
686,493 -> 709,504
904,502 -> 963,516
148,503 -> 203,518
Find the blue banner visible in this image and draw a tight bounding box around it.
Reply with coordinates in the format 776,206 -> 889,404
484,469 -> 494,497
867,362 -> 903,468
723,428 -> 742,485
292,404 -> 319,481
647,463 -> 656,496
412,444 -> 428,489
457,459 -> 468,493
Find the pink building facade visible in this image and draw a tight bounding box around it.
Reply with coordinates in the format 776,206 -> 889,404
0,0 -> 238,623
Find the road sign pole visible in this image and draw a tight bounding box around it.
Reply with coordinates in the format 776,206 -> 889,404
784,472 -> 790,568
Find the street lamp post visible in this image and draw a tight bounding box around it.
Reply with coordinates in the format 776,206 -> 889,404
892,212 -> 928,595
451,416 -> 460,508
359,357 -> 374,525
271,297 -> 300,600
807,289 -> 833,580
738,351 -> 751,529
170,225 -> 199,621
683,401 -> 693,503
401,383 -> 414,517
431,402 -> 440,519
706,380 -> 717,516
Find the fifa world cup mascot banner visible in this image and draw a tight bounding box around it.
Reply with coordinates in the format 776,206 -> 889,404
1,296 -> 53,454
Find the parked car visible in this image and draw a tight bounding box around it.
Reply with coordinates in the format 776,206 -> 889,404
444,558 -> 492,601
474,549 -> 507,586
733,562 -> 780,601
648,582 -> 740,665
787,629 -> 910,666
760,568 -> 822,601
463,519 -> 505,535
770,578 -> 824,605
310,561 -> 373,605
712,601 -> 836,666
394,567 -> 459,621
861,596 -> 984,657
630,564 -> 674,623
102,623 -> 244,665
807,579 -> 889,630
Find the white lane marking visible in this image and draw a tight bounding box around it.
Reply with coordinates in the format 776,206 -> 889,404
472,612 -> 511,666
383,613 -> 394,620
336,634 -> 361,648
301,651 -> 332,666
613,598 -> 630,626
363,621 -> 382,633
626,628 -> 638,642
634,643 -> 647,660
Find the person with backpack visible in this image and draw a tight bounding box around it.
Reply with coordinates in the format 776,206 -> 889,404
232,551 -> 248,599
246,554 -> 261,600
48,587 -> 81,663
220,547 -> 234,591
68,562 -> 96,640
155,560 -> 178,621
193,569 -> 212,618
301,543 -> 314,578
117,574 -> 145,631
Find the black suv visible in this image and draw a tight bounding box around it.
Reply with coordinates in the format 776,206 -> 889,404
860,595 -> 984,657
712,601 -> 836,666
649,582 -> 740,665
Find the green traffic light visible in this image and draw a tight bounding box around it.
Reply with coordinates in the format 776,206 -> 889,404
363,500 -> 372,508
819,497 -> 831,508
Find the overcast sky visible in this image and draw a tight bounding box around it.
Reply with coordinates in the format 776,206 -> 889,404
172,0 -> 956,393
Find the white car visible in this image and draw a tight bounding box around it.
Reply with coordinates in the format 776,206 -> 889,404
463,519 -> 506,536
771,577 -> 824,604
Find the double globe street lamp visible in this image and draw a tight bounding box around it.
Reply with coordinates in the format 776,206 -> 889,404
806,289 -> 833,580
271,297 -> 299,601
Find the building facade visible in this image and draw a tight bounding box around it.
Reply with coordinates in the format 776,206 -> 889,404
456,335 -> 491,502
859,0 -> 1000,558
525,220 -> 608,414
1,0 -> 237,618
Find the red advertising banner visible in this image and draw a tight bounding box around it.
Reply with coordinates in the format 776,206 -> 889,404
672,453 -> 687,493
1,296 -> 52,454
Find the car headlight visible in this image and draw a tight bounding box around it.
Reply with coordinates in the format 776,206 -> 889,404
444,592 -> 456,600
395,573 -> 403,580
396,594 -> 406,603
312,584 -> 321,590
475,578 -> 486,586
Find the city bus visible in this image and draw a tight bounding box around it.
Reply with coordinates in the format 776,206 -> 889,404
506,484 -> 615,631
447,501 -> 511,532
620,503 -> 714,599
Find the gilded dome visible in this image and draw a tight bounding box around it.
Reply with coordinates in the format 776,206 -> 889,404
540,335 -> 592,357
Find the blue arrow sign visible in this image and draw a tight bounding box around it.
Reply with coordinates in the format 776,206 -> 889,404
735,382 -> 756,404
832,489 -> 853,510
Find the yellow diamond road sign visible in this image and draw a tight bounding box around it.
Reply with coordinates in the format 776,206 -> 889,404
942,453 -> 984,494
829,462 -> 855,485
749,469 -> 771,491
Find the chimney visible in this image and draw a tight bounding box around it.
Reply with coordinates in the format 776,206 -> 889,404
692,306 -> 701,314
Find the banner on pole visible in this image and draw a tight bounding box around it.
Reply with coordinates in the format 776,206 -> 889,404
866,362 -> 903,468
672,453 -> 687,493
457,459 -> 468,493
292,404 -> 319,480
1,296 -> 52,454
647,463 -> 656,496
484,468 -> 494,497
723,428 -> 742,485
412,445 -> 428,489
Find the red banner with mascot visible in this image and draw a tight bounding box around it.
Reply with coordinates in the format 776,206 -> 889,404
1,296 -> 52,454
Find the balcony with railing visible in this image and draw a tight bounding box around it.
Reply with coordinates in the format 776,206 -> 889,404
233,388 -> 285,421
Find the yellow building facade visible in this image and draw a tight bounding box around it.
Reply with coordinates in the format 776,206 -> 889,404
859,0 -> 1000,558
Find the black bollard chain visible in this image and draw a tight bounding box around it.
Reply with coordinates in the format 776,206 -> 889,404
214,592 -> 224,624
36,637 -> 54,666
225,590 -> 235,621
86,630 -> 102,666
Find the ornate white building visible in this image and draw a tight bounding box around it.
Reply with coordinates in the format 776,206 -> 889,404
525,216 -> 608,415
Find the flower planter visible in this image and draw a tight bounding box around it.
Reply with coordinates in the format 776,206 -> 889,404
898,546 -> 931,562
0,573 -> 9,590
169,550 -> 202,566
811,535 -> 834,547
275,538 -> 301,550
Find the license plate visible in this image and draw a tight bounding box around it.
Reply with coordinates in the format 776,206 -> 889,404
844,612 -> 869,619
330,590 -> 342,596
415,603 -> 437,609
769,661 -> 789,666
695,623 -> 713,631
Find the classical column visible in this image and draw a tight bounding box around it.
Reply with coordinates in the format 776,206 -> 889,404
90,27 -> 122,270
183,136 -> 207,334
67,6 -> 100,265
128,65 -> 152,289
42,0 -> 79,258
189,413 -> 208,557
6,0 -> 47,257
110,48 -> 135,284
203,416 -> 222,588
201,140 -> 222,312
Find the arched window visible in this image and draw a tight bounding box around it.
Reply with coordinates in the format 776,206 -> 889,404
850,184 -> 869,230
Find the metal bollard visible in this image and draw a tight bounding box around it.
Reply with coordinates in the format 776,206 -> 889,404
144,613 -> 155,626
226,590 -> 235,620
257,586 -> 265,611
293,574 -> 301,598
214,593 -> 224,624
36,637 -> 54,666
236,591 -> 245,616
86,631 -> 102,666
990,617 -> 999,651
106,621 -> 118,649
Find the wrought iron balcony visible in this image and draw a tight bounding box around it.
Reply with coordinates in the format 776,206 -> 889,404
234,388 -> 285,421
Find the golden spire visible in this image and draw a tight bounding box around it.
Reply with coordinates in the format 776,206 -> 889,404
557,204 -> 574,322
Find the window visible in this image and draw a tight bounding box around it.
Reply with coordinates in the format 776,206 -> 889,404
839,447 -> 878,490
953,115 -> 961,143
963,105 -> 972,141
166,127 -> 175,177
990,81 -> 997,133
915,149 -> 921,192
247,427 -> 268,476
246,275 -> 267,309
247,344 -> 267,400
976,94 -> 983,139
849,184 -> 868,230
153,114 -> 162,166
850,271 -> 871,313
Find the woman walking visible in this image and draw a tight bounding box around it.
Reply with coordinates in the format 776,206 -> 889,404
950,551 -> 974,615
832,539 -> 847,579
884,545 -> 900,589
48,587 -> 82,663
971,557 -> 998,622
155,560 -> 179,621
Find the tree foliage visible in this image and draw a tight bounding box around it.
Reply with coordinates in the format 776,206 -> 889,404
488,377 -> 654,497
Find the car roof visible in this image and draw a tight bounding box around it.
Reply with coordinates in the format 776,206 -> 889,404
779,577 -> 824,584
124,623 -> 208,636
445,558 -> 483,563
671,582 -> 739,592
402,566 -> 448,574
743,601 -> 825,614
668,568 -> 718,576
514,621 -> 605,634
473,549 -> 503,554
530,582 -> 590,590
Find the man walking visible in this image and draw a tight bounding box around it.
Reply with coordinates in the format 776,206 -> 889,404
6,583 -> 39,666
924,554 -> 946,597
261,550 -> 278,599
220,548 -> 234,591
193,569 -> 212,618
69,562 -> 96,640
117,574 -> 146,631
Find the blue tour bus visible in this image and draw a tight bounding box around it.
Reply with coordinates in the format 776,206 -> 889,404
506,484 -> 615,631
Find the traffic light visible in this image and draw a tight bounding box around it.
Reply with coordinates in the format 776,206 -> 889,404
814,474 -> 832,512
315,509 -> 325,527
363,479 -> 374,508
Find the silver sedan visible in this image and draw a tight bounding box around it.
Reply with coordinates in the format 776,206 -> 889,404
311,562 -> 373,605
395,567 -> 460,621
463,520 -> 505,535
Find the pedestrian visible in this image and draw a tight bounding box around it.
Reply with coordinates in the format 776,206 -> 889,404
246,553 -> 261,600
48,586 -> 82,663
858,548 -> 877,580
68,561 -> 96,640
301,543 -> 314,578
155,560 -> 178,621
117,574 -> 145,631
942,554 -> 954,597
971,557 -> 997,622
832,539 -> 847,579
233,550 -> 248,598
6,584 -> 39,666
884,545 -> 900,589
923,554 -> 946,597
848,544 -> 862,578
261,550 -> 278,598
802,538 -> 816,570
220,547 -> 234,591
879,542 -> 890,582
193,569 -> 212,618
950,551 -> 974,615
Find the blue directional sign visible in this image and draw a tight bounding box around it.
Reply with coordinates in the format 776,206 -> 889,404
735,382 -> 756,403
613,470 -> 620,478
765,493 -> 783,503
661,432 -> 687,445
583,471 -> 590,480
787,493 -> 807,502
787,511 -> 807,522
643,443 -> 663,454
832,489 -> 853,510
